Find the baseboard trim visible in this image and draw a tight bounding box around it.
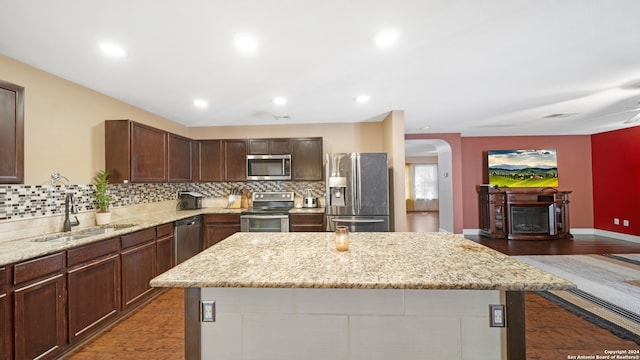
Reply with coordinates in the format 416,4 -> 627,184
462,228 -> 639,243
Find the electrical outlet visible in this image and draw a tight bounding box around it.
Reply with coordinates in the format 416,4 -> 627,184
201,301 -> 215,322
623,220 -> 629,227
614,218 -> 620,225
489,305 -> 505,327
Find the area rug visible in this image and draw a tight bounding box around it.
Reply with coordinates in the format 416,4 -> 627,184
515,254 -> 640,343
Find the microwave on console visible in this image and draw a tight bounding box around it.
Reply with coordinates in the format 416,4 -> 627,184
246,154 -> 291,180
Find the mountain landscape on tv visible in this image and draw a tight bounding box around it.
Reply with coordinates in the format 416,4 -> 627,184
488,149 -> 558,187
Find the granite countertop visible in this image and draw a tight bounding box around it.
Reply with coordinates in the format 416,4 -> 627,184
150,232 -> 575,291
0,206 -> 327,266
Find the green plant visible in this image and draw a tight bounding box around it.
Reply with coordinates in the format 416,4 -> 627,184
92,170 -> 113,212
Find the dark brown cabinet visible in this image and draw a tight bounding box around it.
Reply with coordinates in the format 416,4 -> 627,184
290,213 -> 325,232
13,252 -> 67,360
477,186 -> 572,240
292,137 -> 323,181
203,214 -> 241,249
168,133 -> 193,182
120,228 -> 157,310
67,238 -> 120,344
0,80 -> 24,184
106,120 -> 168,183
224,140 -> 247,181
198,140 -> 225,182
0,266 -> 9,360
248,138 -> 291,155
155,223 -> 174,275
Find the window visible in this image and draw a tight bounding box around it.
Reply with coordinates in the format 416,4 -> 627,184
411,164 -> 438,200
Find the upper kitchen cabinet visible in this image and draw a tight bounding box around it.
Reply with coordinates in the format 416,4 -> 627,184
106,120 -> 168,183
292,137 -> 323,181
168,133 -> 193,182
224,140 -> 247,181
247,138 -> 291,155
0,80 -> 24,184
198,140 -> 224,182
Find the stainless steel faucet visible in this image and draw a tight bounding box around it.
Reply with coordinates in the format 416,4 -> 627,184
63,193 -> 80,232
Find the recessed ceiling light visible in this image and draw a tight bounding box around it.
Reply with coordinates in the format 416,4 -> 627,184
193,99 -> 208,108
273,96 -> 287,105
419,126 -> 430,130
99,42 -> 126,57
355,95 -> 370,103
374,29 -> 399,48
234,33 -> 258,52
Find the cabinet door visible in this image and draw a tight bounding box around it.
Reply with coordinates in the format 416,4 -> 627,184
199,140 -> 224,182
203,214 -> 241,249
292,138 -> 323,181
270,139 -> 291,154
168,133 -> 192,182
121,241 -> 156,310
156,234 -> 174,275
224,140 -> 247,181
67,254 -> 120,344
0,267 -> 8,360
191,139 -> 200,182
130,122 -> 167,183
0,80 -> 24,184
14,274 -> 66,360
247,139 -> 269,154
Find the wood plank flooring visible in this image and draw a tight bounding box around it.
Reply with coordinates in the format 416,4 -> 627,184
65,222 -> 640,359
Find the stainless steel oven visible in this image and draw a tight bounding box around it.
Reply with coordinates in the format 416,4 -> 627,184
240,191 -> 294,232
240,214 -> 289,232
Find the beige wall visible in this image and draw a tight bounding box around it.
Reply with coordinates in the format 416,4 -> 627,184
0,55 -> 388,186
188,122 -> 384,155
382,110 -> 407,231
0,55 -> 187,185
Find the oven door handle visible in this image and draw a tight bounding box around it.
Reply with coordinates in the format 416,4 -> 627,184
242,215 -> 289,219
330,218 -> 384,223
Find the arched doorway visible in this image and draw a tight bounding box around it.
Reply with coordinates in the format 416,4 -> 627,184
404,139 -> 454,232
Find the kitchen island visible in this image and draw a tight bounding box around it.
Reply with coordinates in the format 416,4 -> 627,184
151,232 -> 574,360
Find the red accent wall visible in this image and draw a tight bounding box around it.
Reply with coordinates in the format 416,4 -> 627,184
460,135 -> 594,231
591,126 -> 640,236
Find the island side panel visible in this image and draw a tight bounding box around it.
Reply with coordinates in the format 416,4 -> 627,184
197,287 -> 506,360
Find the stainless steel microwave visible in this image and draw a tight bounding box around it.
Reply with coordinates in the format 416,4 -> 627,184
246,154 -> 292,180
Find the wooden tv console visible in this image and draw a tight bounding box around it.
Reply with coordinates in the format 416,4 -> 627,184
477,185 -> 572,240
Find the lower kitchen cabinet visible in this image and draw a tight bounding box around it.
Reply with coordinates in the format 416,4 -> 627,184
155,223 -> 174,275
203,214 -> 241,249
290,213 -> 325,232
13,252 -> 66,360
0,266 -> 9,360
121,229 -> 157,310
67,238 -> 121,344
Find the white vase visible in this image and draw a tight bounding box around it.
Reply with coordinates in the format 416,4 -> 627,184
95,211 -> 112,225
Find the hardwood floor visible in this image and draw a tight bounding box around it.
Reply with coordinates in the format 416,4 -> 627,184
66,231 -> 640,359
406,211 -> 439,232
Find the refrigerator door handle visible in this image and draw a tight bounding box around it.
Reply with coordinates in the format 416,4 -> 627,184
355,153 -> 362,212
331,218 -> 385,223
351,153 -> 359,212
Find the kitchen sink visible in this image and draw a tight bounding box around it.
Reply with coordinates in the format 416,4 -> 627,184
31,224 -> 137,243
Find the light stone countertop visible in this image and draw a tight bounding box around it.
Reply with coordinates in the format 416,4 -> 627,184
0,207 -> 243,266
150,232 -> 575,291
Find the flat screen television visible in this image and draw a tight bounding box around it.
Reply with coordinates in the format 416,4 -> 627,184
487,149 -> 558,187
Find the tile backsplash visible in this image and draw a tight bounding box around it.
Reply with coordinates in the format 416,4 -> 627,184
0,181 -> 325,222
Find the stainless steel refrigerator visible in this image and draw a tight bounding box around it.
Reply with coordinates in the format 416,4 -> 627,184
325,153 -> 390,232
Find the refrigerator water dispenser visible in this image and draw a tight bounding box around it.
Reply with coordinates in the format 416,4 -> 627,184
328,176 -> 347,206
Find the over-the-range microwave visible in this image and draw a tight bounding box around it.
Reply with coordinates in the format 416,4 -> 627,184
246,154 -> 291,180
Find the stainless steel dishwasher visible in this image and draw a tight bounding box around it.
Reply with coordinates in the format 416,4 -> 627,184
175,215 -> 202,265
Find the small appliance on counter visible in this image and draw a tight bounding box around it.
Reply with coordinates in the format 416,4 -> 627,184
303,188 -> 318,208
177,191 -> 204,210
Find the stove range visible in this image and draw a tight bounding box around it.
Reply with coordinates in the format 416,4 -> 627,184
240,191 -> 294,232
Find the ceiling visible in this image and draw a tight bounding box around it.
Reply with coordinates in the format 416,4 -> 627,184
2,0 -> 640,138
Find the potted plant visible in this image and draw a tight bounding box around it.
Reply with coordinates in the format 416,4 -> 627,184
92,169 -> 114,225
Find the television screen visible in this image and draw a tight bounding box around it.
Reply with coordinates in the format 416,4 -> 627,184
487,149 -> 558,187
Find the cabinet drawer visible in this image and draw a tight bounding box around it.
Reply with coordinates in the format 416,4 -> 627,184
67,237 -> 119,267
156,223 -> 174,238
289,213 -> 324,225
121,228 -> 156,249
14,252 -> 65,285
204,214 -> 240,224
